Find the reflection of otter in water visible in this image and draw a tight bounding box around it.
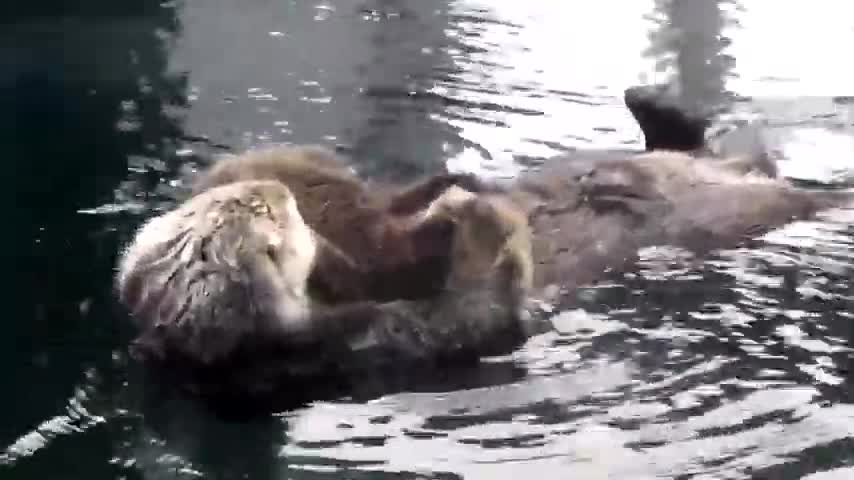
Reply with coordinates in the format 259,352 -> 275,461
115,177 -> 533,399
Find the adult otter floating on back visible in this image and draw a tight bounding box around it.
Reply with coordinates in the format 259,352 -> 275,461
180,84 -> 809,313
475,84 -> 851,302
115,82 -> 851,405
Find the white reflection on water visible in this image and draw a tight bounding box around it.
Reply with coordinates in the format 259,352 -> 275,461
724,1 -> 854,97
438,0 -> 854,184
440,0 -> 658,178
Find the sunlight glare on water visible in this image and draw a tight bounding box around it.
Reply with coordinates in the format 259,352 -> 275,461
724,1 -> 854,97
441,0 -> 658,178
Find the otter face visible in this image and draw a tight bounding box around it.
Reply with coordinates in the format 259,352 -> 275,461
271,189 -> 318,295
238,181 -> 320,331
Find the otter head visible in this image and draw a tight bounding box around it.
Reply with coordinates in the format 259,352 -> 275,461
230,181 -> 319,326
254,181 -> 318,297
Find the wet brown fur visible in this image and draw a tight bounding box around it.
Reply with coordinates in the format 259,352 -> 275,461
191,145 -> 487,303
187,140 -> 843,310
116,178 -> 534,398
461,148 -> 848,303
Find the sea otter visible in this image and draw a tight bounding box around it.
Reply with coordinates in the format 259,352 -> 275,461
492,149 -> 846,303
450,84 -> 851,302
190,144 -> 487,303
185,82 -> 848,308
115,178 -> 534,399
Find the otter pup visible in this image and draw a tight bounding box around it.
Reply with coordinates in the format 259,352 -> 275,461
115,179 -> 534,398
190,144 -> 487,303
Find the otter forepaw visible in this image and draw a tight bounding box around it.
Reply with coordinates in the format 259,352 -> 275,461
423,185 -> 479,220
462,195 -> 528,242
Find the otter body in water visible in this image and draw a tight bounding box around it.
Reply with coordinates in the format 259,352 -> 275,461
190,144 -> 486,303
116,178 -> 534,401
459,84 -> 850,302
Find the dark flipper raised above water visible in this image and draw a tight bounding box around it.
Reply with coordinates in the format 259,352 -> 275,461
624,84 -> 710,153
498,147 -> 854,305
624,83 -> 778,178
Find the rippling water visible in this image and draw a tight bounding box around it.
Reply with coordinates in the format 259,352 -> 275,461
4,1 -> 854,478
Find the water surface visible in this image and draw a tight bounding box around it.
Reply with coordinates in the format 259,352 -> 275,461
3,0 -> 854,478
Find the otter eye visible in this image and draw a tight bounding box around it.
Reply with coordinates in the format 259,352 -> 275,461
576,168 -> 596,183
266,244 -> 280,264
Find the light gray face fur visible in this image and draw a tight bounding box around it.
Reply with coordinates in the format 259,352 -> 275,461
114,180 -> 324,364
266,191 -> 318,330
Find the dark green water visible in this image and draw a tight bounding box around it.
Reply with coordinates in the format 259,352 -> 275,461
4,1 -> 854,478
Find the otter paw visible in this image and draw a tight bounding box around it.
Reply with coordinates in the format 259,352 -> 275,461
447,193 -> 534,293
459,195 -> 528,242
423,185 -> 479,219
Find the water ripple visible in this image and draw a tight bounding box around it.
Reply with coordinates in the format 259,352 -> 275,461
8,0 -> 854,479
